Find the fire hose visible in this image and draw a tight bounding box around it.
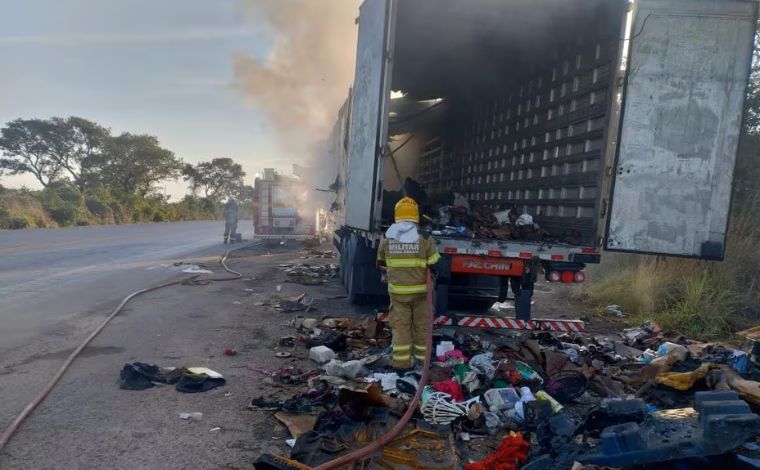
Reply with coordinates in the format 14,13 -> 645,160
0,241 -> 261,453
311,269 -> 434,470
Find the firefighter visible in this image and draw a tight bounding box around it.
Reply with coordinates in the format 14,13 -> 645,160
377,197 -> 440,370
223,198 -> 239,244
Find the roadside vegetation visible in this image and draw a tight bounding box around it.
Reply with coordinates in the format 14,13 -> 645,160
0,117 -> 252,229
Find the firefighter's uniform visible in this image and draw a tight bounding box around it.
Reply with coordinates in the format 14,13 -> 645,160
223,199 -> 239,244
377,197 -> 440,369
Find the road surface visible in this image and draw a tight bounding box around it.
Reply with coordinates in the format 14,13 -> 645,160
0,228 -> 317,469
0,221 -> 232,352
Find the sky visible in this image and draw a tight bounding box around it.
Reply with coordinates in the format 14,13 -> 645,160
0,0 -> 359,199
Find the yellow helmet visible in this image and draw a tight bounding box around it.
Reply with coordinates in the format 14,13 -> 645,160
394,197 -> 419,223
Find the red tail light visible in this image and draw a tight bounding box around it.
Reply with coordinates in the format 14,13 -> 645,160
549,271 -> 561,282
561,271 -> 575,283
574,271 -> 586,283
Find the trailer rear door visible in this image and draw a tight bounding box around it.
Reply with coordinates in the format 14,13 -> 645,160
605,0 -> 757,259
344,0 -> 395,231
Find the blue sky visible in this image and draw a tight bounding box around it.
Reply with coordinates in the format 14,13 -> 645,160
0,0 -> 291,197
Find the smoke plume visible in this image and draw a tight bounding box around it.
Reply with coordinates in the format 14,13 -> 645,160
233,0 -> 361,161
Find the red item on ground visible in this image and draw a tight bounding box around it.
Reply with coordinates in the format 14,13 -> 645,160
506,369 -> 522,385
224,348 -> 237,356
464,433 -> 530,470
431,379 -> 465,402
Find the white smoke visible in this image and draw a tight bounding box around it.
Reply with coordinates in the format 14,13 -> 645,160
233,0 -> 361,163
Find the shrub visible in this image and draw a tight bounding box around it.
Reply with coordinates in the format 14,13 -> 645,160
85,196 -> 115,224
0,192 -> 56,228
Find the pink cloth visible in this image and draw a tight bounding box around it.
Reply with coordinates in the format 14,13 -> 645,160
437,349 -> 467,363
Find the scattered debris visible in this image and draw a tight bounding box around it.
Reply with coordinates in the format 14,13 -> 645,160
120,363 -> 226,393
178,412 -> 203,421
309,346 -> 336,364
276,352 -> 292,359
224,348 -> 238,356
171,263 -> 214,274
300,249 -> 337,260
250,307 -> 760,469
605,305 -> 625,318
281,263 -> 338,285
176,367 -> 226,393
265,293 -> 315,313
274,412 -> 319,439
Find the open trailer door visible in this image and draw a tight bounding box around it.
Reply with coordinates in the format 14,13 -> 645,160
605,0 -> 757,260
344,0 -> 395,231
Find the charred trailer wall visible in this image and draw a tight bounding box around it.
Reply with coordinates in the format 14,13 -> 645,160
448,39 -> 620,244
393,0 -> 626,246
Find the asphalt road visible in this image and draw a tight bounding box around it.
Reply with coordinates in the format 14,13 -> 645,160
0,221 -> 235,353
0,233 -> 318,469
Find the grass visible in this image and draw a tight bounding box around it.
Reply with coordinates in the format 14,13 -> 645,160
0,193 -> 57,229
575,197 -> 760,341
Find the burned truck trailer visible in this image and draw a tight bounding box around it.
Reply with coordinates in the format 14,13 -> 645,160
333,0 -> 757,319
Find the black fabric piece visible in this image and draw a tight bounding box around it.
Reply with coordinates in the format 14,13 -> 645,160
119,362 -> 225,393
290,431 -> 348,467
254,453 -> 310,470
305,331 -> 347,352
313,411 -> 361,442
250,397 -> 284,409
119,362 -> 176,390
280,385 -> 337,413
545,371 -> 588,403
175,373 -> 226,393
120,363 -> 157,390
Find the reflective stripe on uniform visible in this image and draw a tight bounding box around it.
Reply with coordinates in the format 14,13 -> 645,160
393,344 -> 411,361
427,252 -> 441,265
413,344 -> 427,360
388,283 -> 427,295
385,258 -> 427,268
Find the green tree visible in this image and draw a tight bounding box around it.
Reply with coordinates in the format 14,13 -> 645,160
0,117 -> 109,190
0,118 -> 64,187
49,117 -> 109,191
94,133 -> 183,197
233,184 -> 255,202
183,157 -> 246,201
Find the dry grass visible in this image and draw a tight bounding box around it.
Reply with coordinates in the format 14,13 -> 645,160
576,197 -> 760,341
0,193 -> 57,229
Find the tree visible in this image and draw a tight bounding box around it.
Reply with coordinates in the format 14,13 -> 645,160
0,118 -> 64,187
48,117 -> 109,191
0,117 -> 108,190
233,184 -> 255,202
183,157 -> 246,201
94,133 -> 183,196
